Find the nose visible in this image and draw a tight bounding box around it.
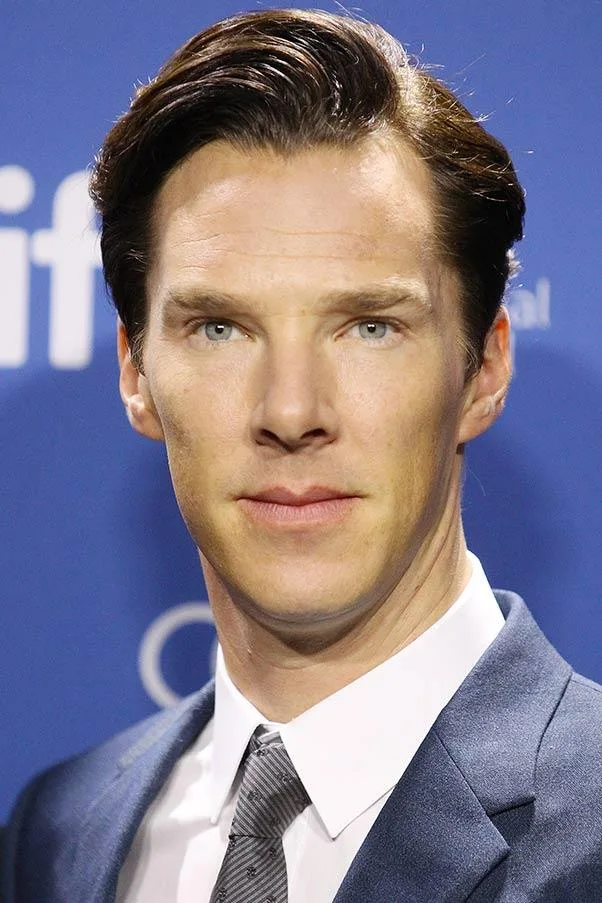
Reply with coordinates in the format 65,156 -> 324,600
250,334 -> 338,452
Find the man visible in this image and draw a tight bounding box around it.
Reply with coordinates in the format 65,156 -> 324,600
4,8 -> 602,902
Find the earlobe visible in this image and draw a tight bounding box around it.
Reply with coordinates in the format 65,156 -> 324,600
117,322 -> 165,441
458,307 -> 511,444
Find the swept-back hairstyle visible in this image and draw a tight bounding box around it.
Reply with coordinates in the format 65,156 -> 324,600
90,8 -> 525,373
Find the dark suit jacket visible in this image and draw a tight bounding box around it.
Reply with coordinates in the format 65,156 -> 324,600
3,591 -> 602,902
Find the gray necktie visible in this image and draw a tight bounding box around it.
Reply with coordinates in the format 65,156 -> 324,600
210,733 -> 311,903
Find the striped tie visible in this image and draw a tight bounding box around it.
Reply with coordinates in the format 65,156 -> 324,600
210,733 -> 311,903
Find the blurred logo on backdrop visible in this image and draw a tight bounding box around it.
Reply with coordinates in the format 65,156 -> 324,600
139,602 -> 218,708
507,277 -> 551,368
1,166 -> 551,372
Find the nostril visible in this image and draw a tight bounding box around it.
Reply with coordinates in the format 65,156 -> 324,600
257,426 -> 331,452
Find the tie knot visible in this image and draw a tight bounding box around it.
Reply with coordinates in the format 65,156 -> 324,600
230,734 -> 310,839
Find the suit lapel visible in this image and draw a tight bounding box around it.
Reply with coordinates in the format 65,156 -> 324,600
72,683 -> 215,903
336,592 -> 572,902
333,729 -> 508,903
433,591 -> 571,815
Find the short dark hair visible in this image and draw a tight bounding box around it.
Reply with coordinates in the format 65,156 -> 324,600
90,8 -> 525,374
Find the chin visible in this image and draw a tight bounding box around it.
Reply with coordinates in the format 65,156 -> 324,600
201,545 -> 389,639
236,579 -> 377,640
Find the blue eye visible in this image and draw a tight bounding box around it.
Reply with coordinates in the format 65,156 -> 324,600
356,321 -> 389,340
203,321 -> 233,341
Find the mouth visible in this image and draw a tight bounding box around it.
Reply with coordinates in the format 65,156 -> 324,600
237,486 -> 360,527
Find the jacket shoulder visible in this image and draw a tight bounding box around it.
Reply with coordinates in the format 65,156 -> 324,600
1,684 -> 214,902
17,696 -> 193,818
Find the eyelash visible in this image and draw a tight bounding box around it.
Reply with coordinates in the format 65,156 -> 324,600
197,320 -> 245,342
347,320 -> 400,342
189,317 -> 402,344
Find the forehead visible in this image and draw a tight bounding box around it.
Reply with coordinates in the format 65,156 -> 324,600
148,136 -> 441,309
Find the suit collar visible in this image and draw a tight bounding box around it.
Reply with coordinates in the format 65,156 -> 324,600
434,590 -> 571,814
334,592 -> 572,902
333,728 -> 510,903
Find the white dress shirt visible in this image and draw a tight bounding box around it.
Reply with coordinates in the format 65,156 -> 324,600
117,553 -> 504,902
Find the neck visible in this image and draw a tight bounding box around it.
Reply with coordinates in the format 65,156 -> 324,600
203,514 -> 470,723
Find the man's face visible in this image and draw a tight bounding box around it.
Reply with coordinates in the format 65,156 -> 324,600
124,137 -> 500,636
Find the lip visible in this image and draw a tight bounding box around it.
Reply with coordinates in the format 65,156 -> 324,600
238,486 -> 360,527
244,486 -> 355,505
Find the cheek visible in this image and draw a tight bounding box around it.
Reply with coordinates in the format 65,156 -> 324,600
342,347 -> 459,443
151,357 -> 248,452
352,370 -> 463,510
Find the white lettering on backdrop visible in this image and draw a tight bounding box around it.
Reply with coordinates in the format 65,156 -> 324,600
0,165 -> 101,368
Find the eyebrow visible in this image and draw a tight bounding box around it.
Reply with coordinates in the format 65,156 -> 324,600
160,279 -> 432,325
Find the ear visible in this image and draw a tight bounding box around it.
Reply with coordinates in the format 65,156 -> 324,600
117,322 -> 164,441
458,307 -> 511,444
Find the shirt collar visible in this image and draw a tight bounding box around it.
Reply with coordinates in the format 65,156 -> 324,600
209,647 -> 278,821
209,552 -> 504,836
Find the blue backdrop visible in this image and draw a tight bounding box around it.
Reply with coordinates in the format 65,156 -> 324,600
1,0 -> 601,820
